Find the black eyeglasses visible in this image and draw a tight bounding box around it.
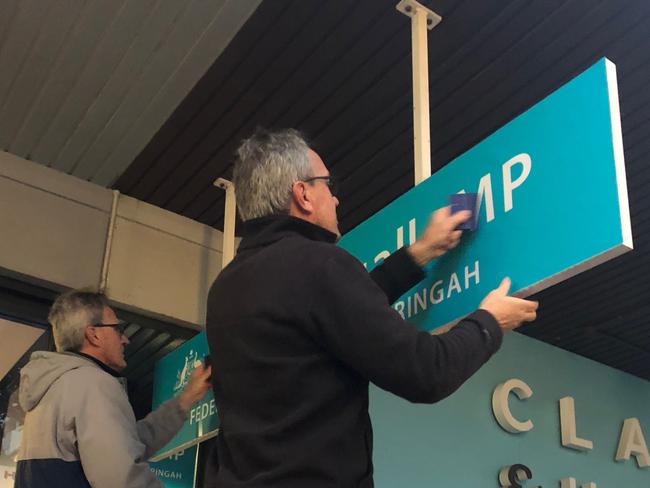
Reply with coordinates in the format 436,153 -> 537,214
303,175 -> 339,196
90,321 -> 128,336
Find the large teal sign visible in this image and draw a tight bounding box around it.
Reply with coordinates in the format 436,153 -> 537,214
150,332 -> 217,461
339,58 -> 632,332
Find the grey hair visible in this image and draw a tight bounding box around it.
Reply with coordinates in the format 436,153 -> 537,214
233,128 -> 313,220
48,290 -> 108,352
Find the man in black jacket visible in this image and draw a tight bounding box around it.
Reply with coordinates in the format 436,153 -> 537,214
205,128 -> 538,487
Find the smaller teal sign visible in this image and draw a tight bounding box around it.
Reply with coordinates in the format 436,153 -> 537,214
149,445 -> 197,488
150,332 -> 217,461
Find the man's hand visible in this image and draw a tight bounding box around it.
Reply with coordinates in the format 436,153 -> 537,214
178,363 -> 212,412
407,206 -> 472,267
479,278 -> 538,332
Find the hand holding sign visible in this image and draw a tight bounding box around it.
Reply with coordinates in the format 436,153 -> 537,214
178,362 -> 213,412
479,278 -> 538,332
407,206 -> 472,266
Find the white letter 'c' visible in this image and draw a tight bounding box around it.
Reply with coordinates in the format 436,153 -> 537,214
492,378 -> 534,434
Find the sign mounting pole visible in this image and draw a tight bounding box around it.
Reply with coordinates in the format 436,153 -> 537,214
396,0 -> 441,185
214,178 -> 236,269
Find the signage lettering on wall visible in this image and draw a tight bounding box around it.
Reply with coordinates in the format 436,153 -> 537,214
498,464 -> 532,487
616,419 -> 650,468
492,378 -> 649,486
559,397 -> 593,451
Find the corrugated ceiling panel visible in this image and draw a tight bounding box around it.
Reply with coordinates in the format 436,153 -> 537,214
0,0 -> 20,53
0,0 -> 52,146
93,0 -> 263,187
0,0 -> 84,150
9,1 -> 121,158
0,0 -> 259,186
124,331 -> 171,367
54,0 -> 190,177
31,0 -> 150,167
115,0 -> 289,199
139,0 -> 338,210
70,0 -> 221,181
124,337 -> 185,381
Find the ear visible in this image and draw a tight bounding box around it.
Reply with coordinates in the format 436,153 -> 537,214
290,181 -> 315,215
84,326 -> 102,348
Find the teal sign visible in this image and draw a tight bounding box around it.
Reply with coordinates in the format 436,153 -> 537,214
150,332 -> 218,461
370,333 -> 650,486
149,445 -> 197,488
339,58 -> 632,332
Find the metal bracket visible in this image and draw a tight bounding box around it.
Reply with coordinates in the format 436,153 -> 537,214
213,178 -> 231,191
396,0 -> 441,30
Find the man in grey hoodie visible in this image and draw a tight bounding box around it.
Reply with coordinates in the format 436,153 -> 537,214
15,290 -> 212,488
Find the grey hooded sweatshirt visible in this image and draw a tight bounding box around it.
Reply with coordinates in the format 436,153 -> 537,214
15,351 -> 186,488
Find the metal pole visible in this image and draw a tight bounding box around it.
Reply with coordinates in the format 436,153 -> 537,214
99,189 -> 120,293
396,0 -> 441,185
213,178 -> 236,268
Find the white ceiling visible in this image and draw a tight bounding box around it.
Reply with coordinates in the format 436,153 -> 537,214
0,0 -> 261,186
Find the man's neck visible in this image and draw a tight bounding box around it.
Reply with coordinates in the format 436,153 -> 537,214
74,351 -> 122,377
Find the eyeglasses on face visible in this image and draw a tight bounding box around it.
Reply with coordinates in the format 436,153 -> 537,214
302,175 -> 339,196
90,321 -> 128,336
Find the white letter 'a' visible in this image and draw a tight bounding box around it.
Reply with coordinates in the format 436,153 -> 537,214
503,153 -> 531,213
616,418 -> 650,468
492,379 -> 534,433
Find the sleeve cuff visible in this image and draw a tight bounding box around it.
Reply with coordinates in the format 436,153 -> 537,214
368,247 -> 426,305
466,309 -> 503,353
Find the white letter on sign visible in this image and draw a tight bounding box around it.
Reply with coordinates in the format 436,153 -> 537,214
492,379 -> 533,433
559,396 -> 593,451
616,418 -> 650,468
477,173 -> 495,223
502,153 -> 531,213
374,250 -> 390,264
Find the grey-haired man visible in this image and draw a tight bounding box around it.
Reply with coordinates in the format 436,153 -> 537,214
205,128 -> 538,487
15,290 -> 212,488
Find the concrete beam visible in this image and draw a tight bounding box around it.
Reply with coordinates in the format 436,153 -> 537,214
0,150 -> 227,328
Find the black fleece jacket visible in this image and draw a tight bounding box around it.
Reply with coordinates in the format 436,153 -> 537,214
205,215 -> 502,488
